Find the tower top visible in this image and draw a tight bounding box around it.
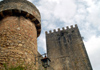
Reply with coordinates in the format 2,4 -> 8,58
45,24 -> 78,34
0,0 -> 41,37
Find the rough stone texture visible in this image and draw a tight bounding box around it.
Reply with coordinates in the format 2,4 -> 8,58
0,0 -> 40,21
46,25 -> 93,70
0,0 -> 41,37
0,0 -> 41,70
0,16 -> 38,70
38,52 -> 44,70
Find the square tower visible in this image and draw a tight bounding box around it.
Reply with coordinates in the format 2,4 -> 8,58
46,24 -> 92,70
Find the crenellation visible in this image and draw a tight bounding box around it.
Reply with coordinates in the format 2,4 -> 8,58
62,27 -> 65,30
53,29 -> 56,32
46,24 -> 93,70
49,30 -> 52,33
45,31 -> 48,34
66,26 -> 69,30
75,24 -> 78,30
75,24 -> 78,27
45,25 -> 79,35
58,28 -> 60,32
70,25 -> 73,29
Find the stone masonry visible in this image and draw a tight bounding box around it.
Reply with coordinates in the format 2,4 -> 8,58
0,0 -> 41,70
38,53 -> 44,70
46,25 -> 93,70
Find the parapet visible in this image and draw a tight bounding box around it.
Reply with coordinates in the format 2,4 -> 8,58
0,0 -> 41,37
45,24 -> 78,34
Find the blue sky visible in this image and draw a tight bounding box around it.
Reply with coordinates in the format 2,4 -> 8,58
0,0 -> 100,70
28,0 -> 100,70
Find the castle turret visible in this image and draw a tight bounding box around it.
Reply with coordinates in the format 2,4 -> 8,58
0,0 -> 41,70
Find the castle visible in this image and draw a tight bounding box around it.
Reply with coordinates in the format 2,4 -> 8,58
0,0 -> 92,70
46,25 -> 93,70
0,0 -> 41,70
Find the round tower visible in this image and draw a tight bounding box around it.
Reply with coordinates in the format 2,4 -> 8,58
0,0 -> 41,70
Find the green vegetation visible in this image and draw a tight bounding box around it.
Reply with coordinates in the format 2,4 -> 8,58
3,64 -> 25,70
3,63 -> 41,70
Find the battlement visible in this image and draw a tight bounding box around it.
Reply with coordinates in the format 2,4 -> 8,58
45,24 -> 78,34
46,23 -> 93,70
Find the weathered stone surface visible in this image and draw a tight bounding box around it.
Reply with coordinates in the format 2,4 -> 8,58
46,25 -> 93,70
38,52 -> 44,70
0,0 -> 41,37
0,16 -> 38,70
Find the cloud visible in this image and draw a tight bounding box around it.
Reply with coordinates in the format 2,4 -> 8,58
0,0 -> 99,69
37,0 -> 77,23
84,36 -> 100,70
53,0 -> 77,23
86,0 -> 100,31
0,0 -> 98,69
28,0 -> 100,70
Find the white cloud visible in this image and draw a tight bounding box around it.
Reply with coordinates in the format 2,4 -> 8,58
86,0 -> 100,30
37,0 -> 77,24
53,0 -> 77,23
85,36 -> 100,54
48,0 -> 60,4
84,36 -> 100,70
31,0 -> 100,70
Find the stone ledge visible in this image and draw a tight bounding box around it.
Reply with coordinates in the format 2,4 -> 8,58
0,0 -> 41,37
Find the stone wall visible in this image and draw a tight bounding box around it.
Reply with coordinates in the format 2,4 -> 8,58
0,0 -> 41,69
0,0 -> 41,22
0,16 -> 38,70
46,25 -> 93,70
0,0 -> 41,37
38,52 -> 44,70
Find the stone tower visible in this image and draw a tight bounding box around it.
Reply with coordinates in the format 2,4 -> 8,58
0,0 -> 41,70
46,24 -> 92,70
